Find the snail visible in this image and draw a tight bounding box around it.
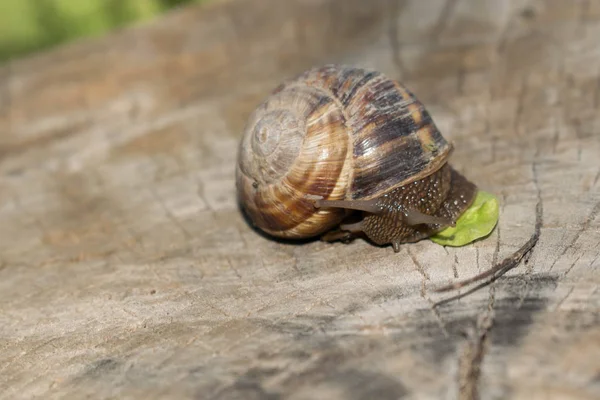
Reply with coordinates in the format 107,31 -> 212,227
235,64 -> 478,252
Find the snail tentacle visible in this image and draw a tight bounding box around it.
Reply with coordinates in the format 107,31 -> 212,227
313,198 -> 381,214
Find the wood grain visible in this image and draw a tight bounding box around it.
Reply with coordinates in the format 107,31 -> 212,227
1,0 -> 599,399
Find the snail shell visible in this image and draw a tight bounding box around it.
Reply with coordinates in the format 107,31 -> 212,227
236,64 -> 476,250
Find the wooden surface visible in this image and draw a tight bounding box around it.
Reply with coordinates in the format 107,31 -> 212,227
1,0 -> 599,399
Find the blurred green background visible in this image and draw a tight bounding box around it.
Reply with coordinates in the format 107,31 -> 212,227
0,0 -> 206,64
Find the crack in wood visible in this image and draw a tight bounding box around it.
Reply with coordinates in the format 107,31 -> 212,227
290,256 -> 303,277
516,244 -> 538,309
425,296 -> 450,339
457,54 -> 466,95
591,251 -> 600,268
593,167 -> 600,188
407,247 -> 431,298
580,0 -> 592,23
457,289 -> 495,400
574,119 -> 583,162
12,193 -> 49,238
387,0 -> 458,80
89,170 -> 148,260
551,121 -> 560,154
516,153 -> 540,304
594,66 -> 600,109
196,178 -> 215,214
562,253 -> 583,278
0,336 -> 61,375
492,224 -> 501,266
149,187 -> 193,241
549,199 -> 600,271
226,256 -> 243,279
353,264 -> 397,319
553,286 -> 575,312
405,248 -> 451,336
387,0 -> 407,79
407,247 -> 431,282
430,0 -> 458,44
513,74 -> 528,134
453,253 -> 459,278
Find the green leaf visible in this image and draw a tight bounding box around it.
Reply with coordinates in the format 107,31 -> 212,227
430,190 -> 499,247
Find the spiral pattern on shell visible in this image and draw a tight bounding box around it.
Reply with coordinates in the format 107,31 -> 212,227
236,65 -> 452,239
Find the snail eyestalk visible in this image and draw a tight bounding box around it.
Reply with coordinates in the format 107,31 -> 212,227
313,198 -> 381,214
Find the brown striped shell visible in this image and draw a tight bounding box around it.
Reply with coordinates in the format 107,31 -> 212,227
235,64 -> 453,239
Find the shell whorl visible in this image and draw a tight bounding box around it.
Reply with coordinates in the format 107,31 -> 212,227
236,84 -> 352,238
243,107 -> 304,185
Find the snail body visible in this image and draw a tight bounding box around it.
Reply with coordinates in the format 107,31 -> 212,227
236,65 -> 477,252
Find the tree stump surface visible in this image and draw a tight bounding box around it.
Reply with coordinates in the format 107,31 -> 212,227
1,0 -> 599,399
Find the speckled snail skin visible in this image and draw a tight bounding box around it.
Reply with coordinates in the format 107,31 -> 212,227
235,65 -> 478,252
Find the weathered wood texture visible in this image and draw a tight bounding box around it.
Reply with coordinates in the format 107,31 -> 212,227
1,0 -> 599,399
